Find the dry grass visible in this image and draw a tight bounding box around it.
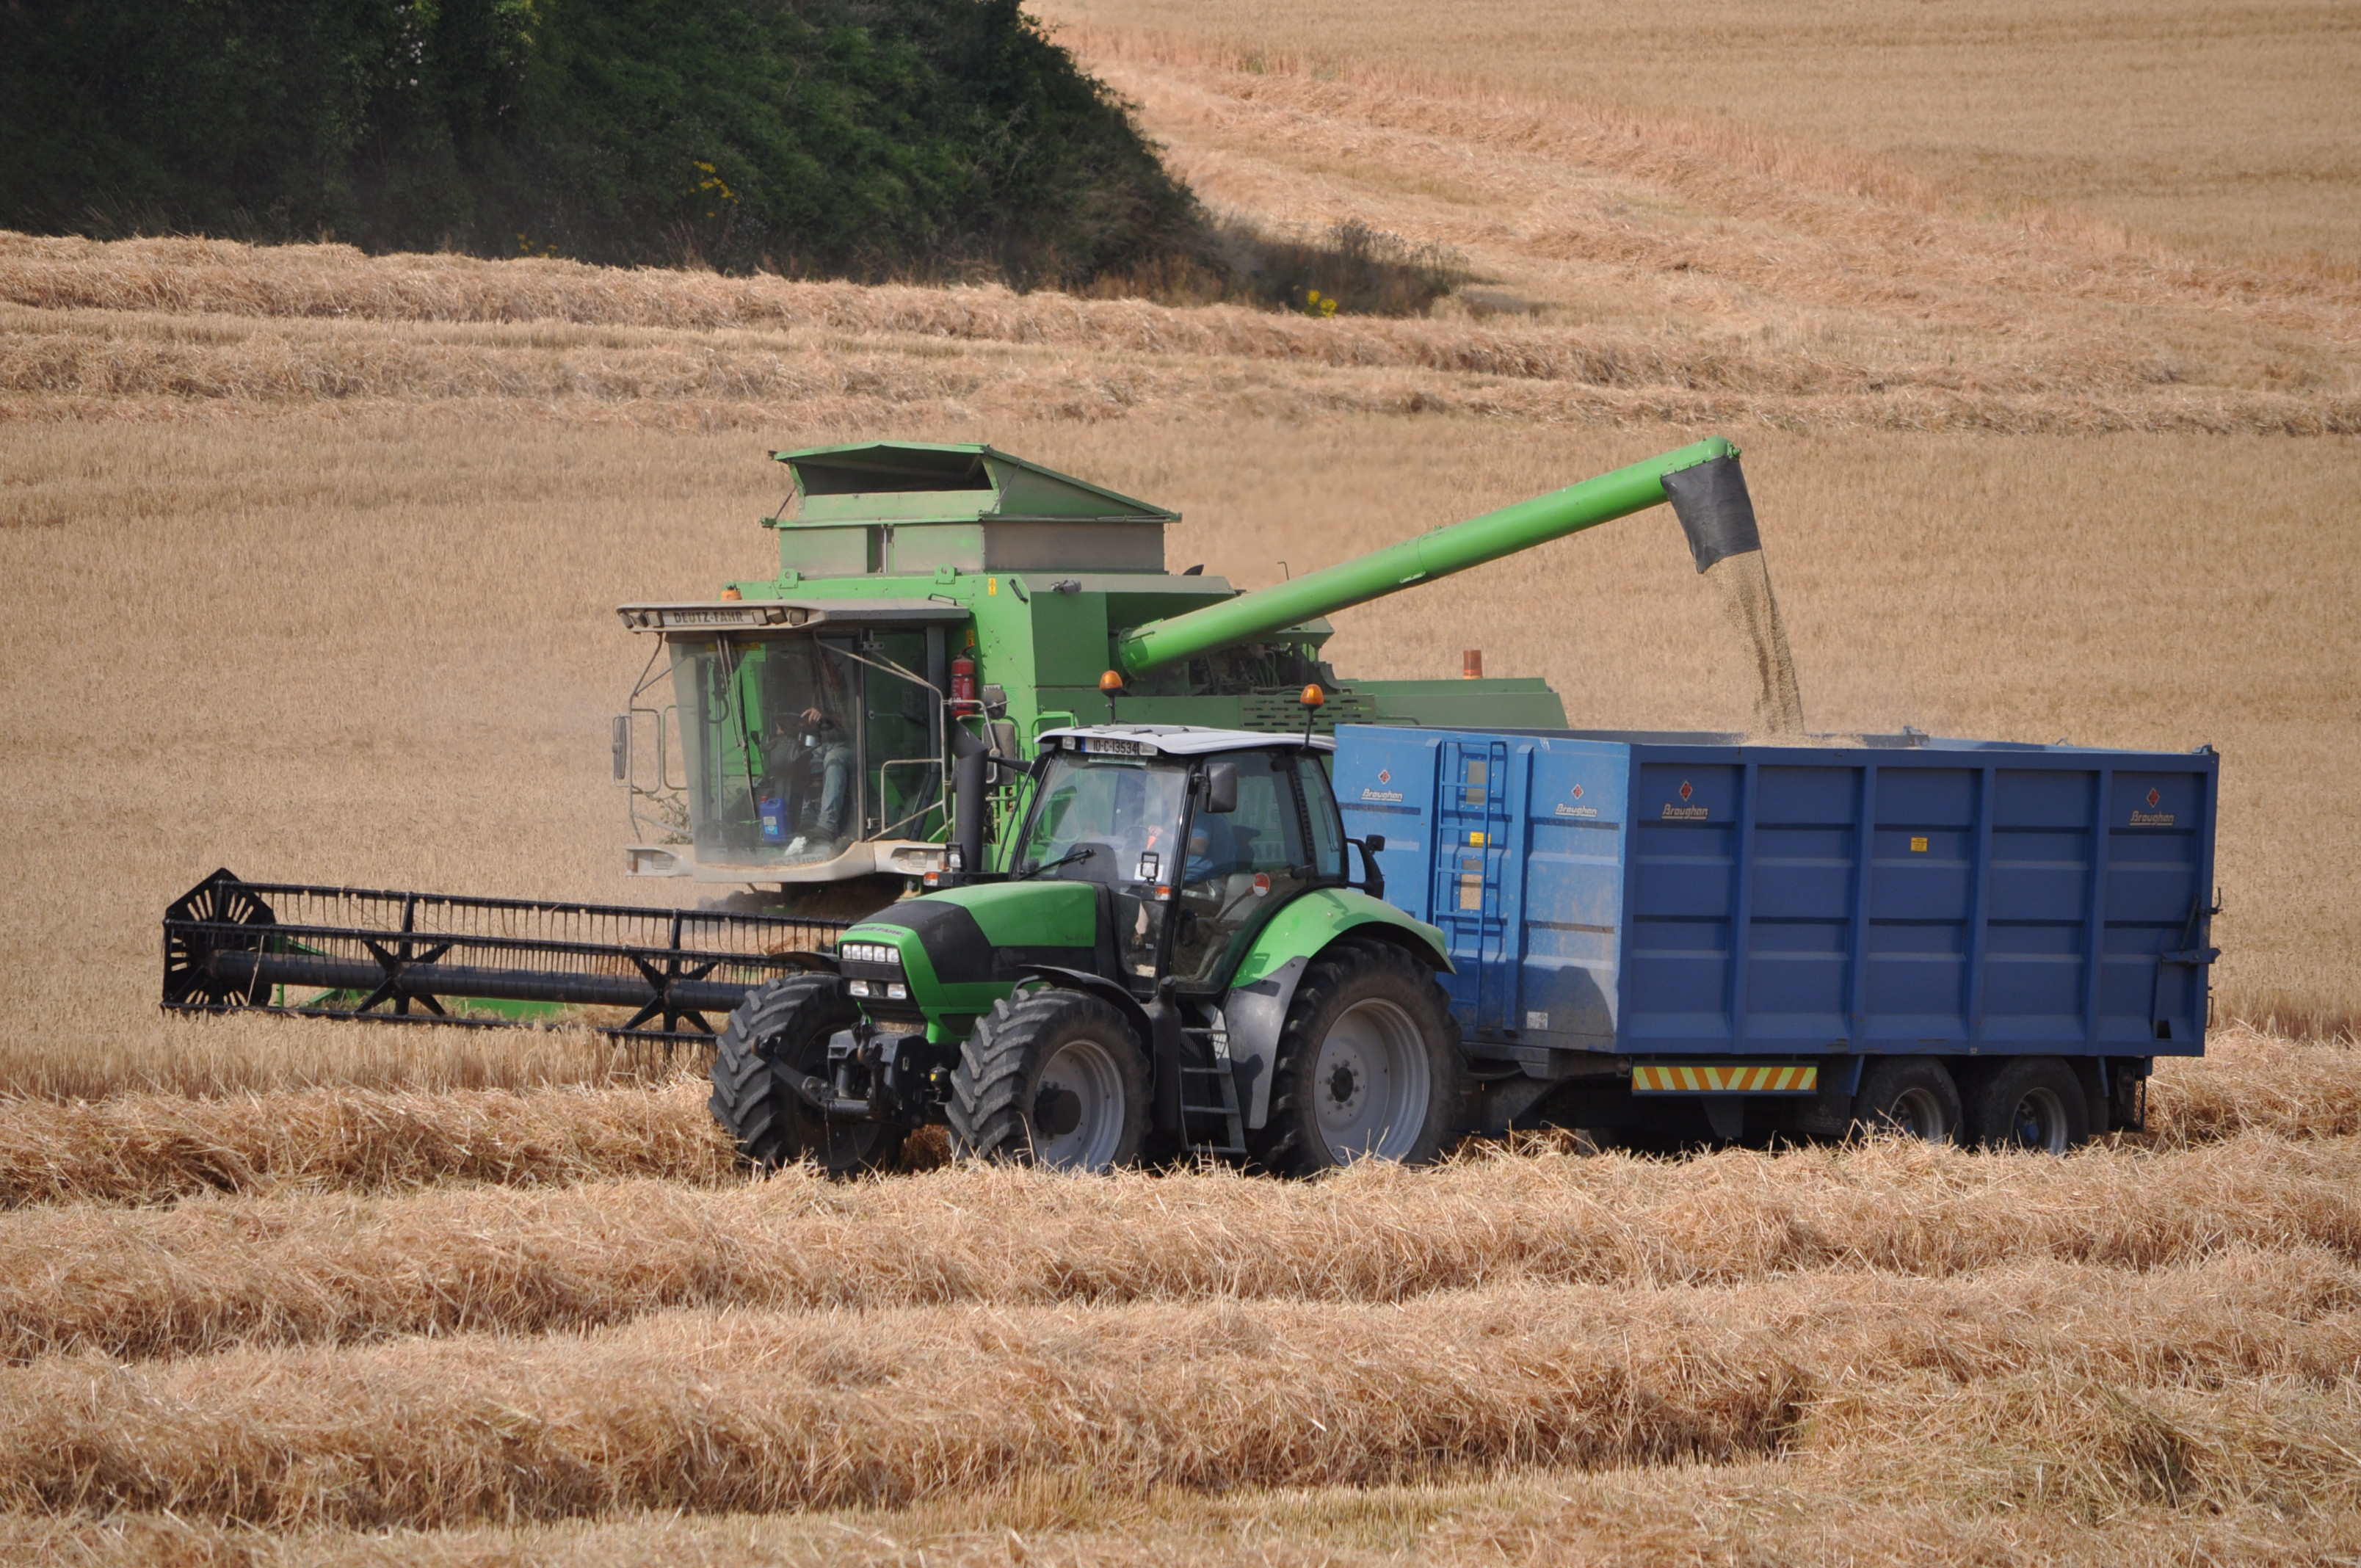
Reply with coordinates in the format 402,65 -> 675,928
0,1026 -> 2346,1213
1034,0 -> 2361,266
0,1078 -> 731,1208
11,1471 -> 2361,1568
0,1121 -> 2353,1362
2149,1029 -> 2361,1146
1,1257 -> 2354,1528
0,1018 -> 675,1103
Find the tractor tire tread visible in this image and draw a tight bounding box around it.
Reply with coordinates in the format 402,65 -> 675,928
949,986 -> 1147,1166
946,990 -> 1048,1158
708,973 -> 877,1173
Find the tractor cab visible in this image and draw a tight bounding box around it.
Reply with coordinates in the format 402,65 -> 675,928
1012,726 -> 1349,992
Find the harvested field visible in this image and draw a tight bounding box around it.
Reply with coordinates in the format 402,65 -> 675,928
5,1 -> 2357,1559
6,1259 -> 2357,1528
0,1027 -> 2349,1212
0,1078 -> 732,1209
1037,0 -> 2361,265
1,1125 -> 2355,1364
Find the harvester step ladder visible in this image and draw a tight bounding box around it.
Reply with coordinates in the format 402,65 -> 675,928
1179,1063 -> 1247,1158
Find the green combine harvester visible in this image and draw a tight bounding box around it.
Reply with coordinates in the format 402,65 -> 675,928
167,437 -> 1780,1172
612,437 -> 1752,906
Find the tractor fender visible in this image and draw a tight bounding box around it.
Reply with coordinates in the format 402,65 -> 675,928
1219,890 -> 1454,1130
1222,954 -> 1306,1130
1011,964 -> 1153,1045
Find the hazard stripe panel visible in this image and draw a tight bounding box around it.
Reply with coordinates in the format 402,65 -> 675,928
1631,1063 -> 1820,1095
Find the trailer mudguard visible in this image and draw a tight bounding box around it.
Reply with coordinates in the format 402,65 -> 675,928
1220,890 -> 1453,1128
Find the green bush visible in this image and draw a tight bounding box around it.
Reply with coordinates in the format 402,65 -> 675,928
0,0 -> 1200,285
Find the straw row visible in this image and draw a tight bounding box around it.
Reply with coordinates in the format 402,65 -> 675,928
1,1130 -> 2355,1363
7,1457 -> 2360,1568
4,1257 -> 2352,1528
8,302 -> 2356,436
0,1079 -> 735,1208
1,1031 -> 2353,1210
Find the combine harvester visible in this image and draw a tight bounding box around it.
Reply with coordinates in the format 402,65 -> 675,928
164,438 -> 2219,1169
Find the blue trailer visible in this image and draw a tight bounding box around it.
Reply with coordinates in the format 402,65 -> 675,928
1332,725 -> 2220,1150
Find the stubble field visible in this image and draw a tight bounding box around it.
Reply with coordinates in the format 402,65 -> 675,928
3,3 -> 2358,1562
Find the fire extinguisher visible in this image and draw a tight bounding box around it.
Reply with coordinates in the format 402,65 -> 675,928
949,653 -> 979,716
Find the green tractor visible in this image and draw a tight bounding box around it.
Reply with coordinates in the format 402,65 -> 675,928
708,722 -> 1462,1174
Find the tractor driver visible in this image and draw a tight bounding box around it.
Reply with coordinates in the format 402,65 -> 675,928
781,648 -> 856,859
1185,809 -> 1244,884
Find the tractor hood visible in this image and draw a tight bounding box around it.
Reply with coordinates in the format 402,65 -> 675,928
846,882 -> 1111,1013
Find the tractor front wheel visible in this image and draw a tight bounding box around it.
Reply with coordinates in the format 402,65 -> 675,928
709,974 -> 904,1176
948,987 -> 1150,1172
1252,942 -> 1463,1177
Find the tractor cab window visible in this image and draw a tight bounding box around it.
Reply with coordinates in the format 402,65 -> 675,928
1015,749 -> 1192,982
1169,749 -> 1319,990
1015,752 -> 1191,886
1298,751 -> 1347,881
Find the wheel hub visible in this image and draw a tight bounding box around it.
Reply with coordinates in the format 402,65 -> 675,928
1034,1085 -> 1084,1137
1326,1060 -> 1363,1114
2002,1086 -> 2067,1153
1030,1036 -> 1128,1172
1308,996 -> 1431,1164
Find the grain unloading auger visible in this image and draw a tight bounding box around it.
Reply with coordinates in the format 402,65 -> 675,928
164,436 -> 1794,1046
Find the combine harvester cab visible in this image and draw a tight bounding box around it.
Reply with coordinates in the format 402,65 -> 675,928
1331,725 -> 2222,1151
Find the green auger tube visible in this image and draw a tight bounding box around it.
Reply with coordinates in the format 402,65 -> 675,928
1111,437 -> 1739,678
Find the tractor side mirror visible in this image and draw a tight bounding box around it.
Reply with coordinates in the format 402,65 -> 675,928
611,715 -> 630,783
1203,762 -> 1238,814
1362,833 -> 1385,854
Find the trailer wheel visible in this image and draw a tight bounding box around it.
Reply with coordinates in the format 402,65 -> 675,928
709,975 -> 903,1176
1965,1057 -> 2089,1153
1852,1057 -> 1962,1144
948,987 -> 1149,1172
1253,942 -> 1463,1176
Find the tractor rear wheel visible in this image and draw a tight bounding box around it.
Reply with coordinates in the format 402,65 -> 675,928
709,974 -> 903,1176
1252,942 -> 1462,1177
948,987 -> 1149,1172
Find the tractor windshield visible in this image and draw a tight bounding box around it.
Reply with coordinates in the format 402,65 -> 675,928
1014,753 -> 1192,885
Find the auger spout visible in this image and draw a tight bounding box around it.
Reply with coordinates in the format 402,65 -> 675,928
1113,436 -> 1744,678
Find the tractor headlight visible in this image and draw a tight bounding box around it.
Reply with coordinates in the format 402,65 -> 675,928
885,983 -> 908,1001
841,942 -> 902,968
847,979 -> 871,998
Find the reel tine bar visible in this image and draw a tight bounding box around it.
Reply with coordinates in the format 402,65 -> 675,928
161,869 -> 844,1045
